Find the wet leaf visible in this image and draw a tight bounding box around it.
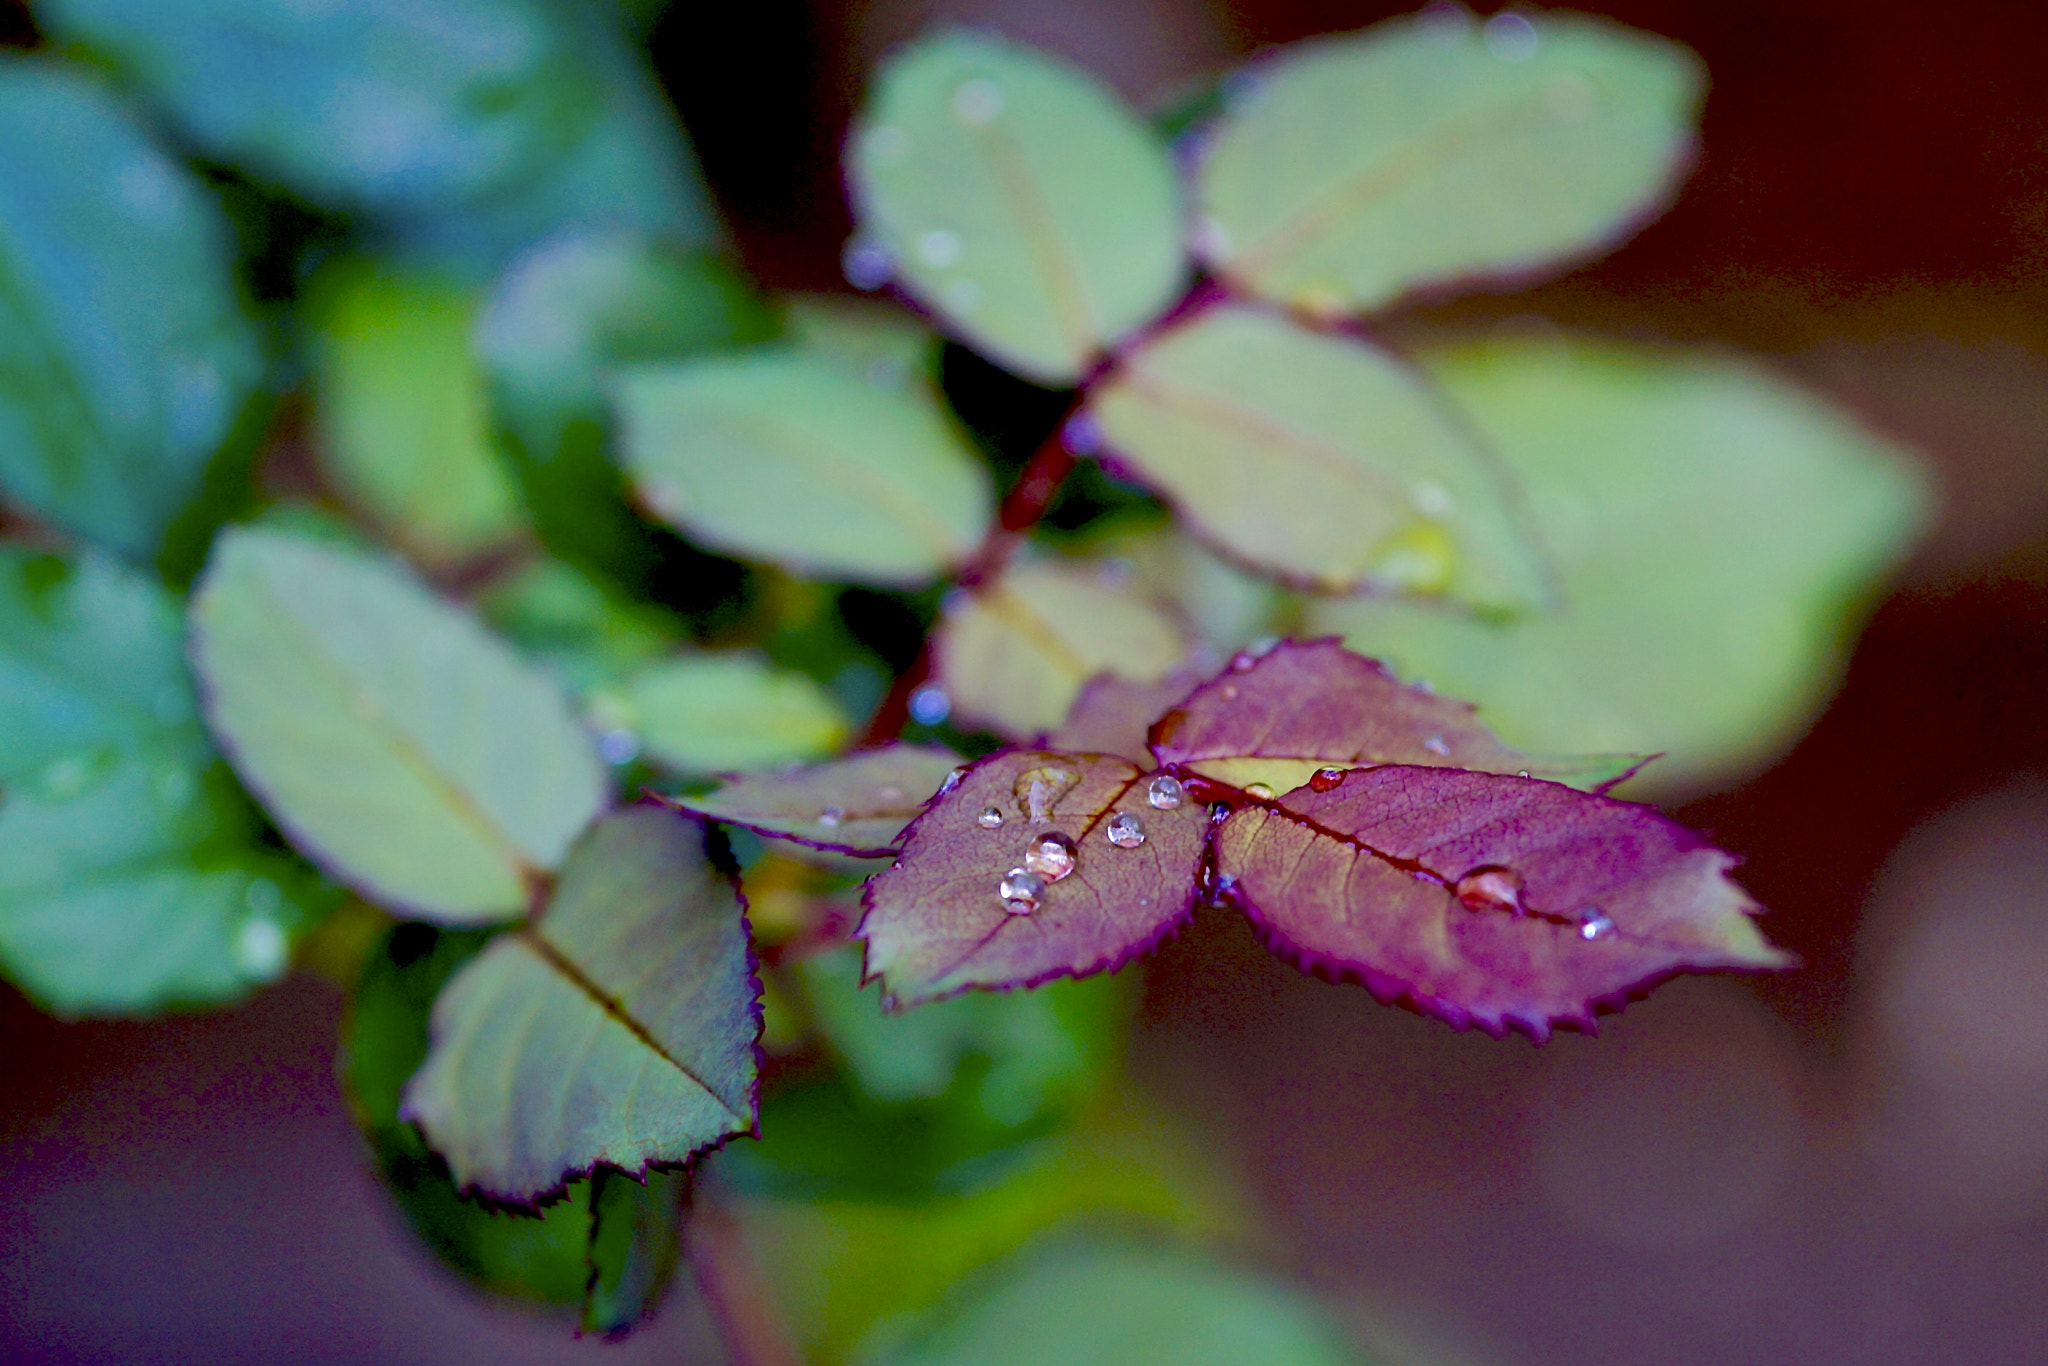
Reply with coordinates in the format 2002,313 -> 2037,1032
859,750 -> 1206,1007
934,559 -> 1189,738
1151,638 -> 1641,796
1195,10 -> 1698,315
0,59 -> 263,559
402,806 -> 760,1201
1310,337 -> 1932,794
590,653 -> 848,773
1086,305 -> 1547,605
666,743 -> 964,857
847,30 -> 1185,384
616,349 -> 992,586
189,527 -> 608,923
1215,764 -> 1789,1038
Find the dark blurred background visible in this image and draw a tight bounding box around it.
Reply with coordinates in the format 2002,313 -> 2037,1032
8,1 -> 2048,1362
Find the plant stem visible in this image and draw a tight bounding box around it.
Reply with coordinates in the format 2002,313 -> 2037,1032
690,1196 -> 806,1366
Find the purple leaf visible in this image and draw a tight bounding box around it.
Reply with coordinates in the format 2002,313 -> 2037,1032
1152,638 -> 1643,795
662,743 -> 964,856
1212,765 -> 1790,1039
1044,667 -> 1205,766
858,750 -> 1208,1007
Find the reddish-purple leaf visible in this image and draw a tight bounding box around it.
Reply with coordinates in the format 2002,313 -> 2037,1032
1151,638 -> 1643,795
1213,764 -> 1790,1038
1045,667 -> 1205,766
661,743 -> 964,856
858,750 -> 1208,1007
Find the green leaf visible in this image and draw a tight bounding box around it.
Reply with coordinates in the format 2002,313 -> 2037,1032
847,30 -> 1185,384
401,806 -> 760,1201
583,1168 -> 688,1337
785,295 -> 939,387
1196,10 -> 1699,316
616,350 -> 993,586
934,559 -> 1190,737
308,260 -> 526,564
1309,336 -> 1931,795
37,0 -> 603,216
860,1236 -> 1367,1366
1087,305 -> 1549,606
589,653 -> 849,773
189,527 -> 608,923
0,58 -> 263,559
477,557 -> 682,697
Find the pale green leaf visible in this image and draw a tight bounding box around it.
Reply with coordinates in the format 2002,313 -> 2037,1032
477,557 -> 682,697
616,350 -> 992,586
309,261 -> 527,563
847,30 -> 1185,384
1087,305 -> 1548,605
189,527 -> 608,923
1197,10 -> 1698,315
402,807 -> 760,1201
0,58 -> 263,558
785,295 -> 939,388
590,653 -> 849,773
1310,336 -> 1931,795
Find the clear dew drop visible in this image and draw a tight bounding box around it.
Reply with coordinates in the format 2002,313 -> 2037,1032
1013,765 -> 1079,823
1245,782 -> 1276,800
1423,735 -> 1451,756
819,806 -> 845,828
1209,801 -> 1231,823
977,805 -> 1005,829
1024,830 -> 1077,881
1147,775 -> 1185,810
1309,767 -> 1346,793
1579,912 -> 1616,941
1454,865 -> 1525,914
917,228 -> 963,268
999,866 -> 1045,914
1517,769 -> 1532,779
1105,812 -> 1147,848
939,766 -> 969,796
953,77 -> 1004,125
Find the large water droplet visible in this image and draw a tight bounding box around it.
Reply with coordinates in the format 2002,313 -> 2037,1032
1147,775 -> 1185,810
1245,782 -> 1276,800
917,228 -> 963,268
1422,735 -> 1451,756
819,807 -> 845,828
999,867 -> 1045,914
1579,912 -> 1615,941
953,77 -> 1004,125
977,805 -> 1005,829
1483,10 -> 1539,61
842,238 -> 893,290
1455,866 -> 1525,914
1309,767 -> 1346,793
1106,812 -> 1146,848
1013,765 -> 1079,823
1025,830 -> 1077,881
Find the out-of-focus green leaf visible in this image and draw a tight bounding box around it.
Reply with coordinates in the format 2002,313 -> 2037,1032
308,261 -> 526,564
478,557 -> 681,696
583,1167 -> 687,1337
786,297 -> 937,387
616,350 -> 992,586
189,527 -> 608,923
0,549 -> 317,1014
1196,10 -> 1698,317
1086,305 -> 1548,607
589,653 -> 848,773
0,59 -> 263,560
860,1236 -> 1367,1366
402,807 -> 760,1201
1086,520 -> 1284,654
846,30 -> 1184,385
1310,336 -> 1931,795
37,0 -> 602,216
933,559 -> 1188,738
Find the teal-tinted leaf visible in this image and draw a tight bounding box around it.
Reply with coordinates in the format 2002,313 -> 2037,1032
861,1236 -> 1366,1366
1088,305 -> 1548,605
308,260 -> 526,564
666,743 -> 964,857
1196,10 -> 1698,316
616,350 -> 992,586
401,806 -> 760,1201
38,0 -> 602,215
583,1167 -> 688,1337
189,527 -> 608,923
1309,337 -> 1931,794
847,30 -> 1185,384
589,653 -> 849,773
0,59 -> 263,558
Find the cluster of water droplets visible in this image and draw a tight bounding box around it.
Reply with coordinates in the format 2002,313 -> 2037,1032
977,764 -> 1175,914
1450,863 -> 1617,941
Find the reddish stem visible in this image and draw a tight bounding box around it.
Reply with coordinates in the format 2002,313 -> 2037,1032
689,1197 -> 806,1366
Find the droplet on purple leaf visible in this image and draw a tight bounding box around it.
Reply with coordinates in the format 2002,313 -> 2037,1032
977,805 -> 1004,829
1580,912 -> 1616,941
1245,782 -> 1276,800
999,867 -> 1046,914
1309,767 -> 1347,792
1147,775 -> 1185,810
1454,865 -> 1526,915
1024,830 -> 1078,881
1106,812 -> 1147,848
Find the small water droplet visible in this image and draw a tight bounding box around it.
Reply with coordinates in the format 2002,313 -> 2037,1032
1517,770 -> 1531,779
842,238 -> 893,290
1214,872 -> 1239,895
1060,411 -> 1103,455
944,277 -> 983,313
1230,651 -> 1258,672
1483,10 -> 1539,61
1309,767 -> 1346,792
939,766 -> 969,795
1411,479 -> 1455,518
917,228 -> 963,268
234,916 -> 289,977
1423,735 -> 1451,757
1209,801 -> 1231,823
1147,775 -> 1185,810
1245,782 -> 1276,800
1454,866 -> 1525,914
1106,812 -> 1147,848
909,685 -> 951,725
1221,684 -> 1240,701
1024,830 -> 1078,881
999,867 -> 1045,914
862,123 -> 912,164
1545,72 -> 1594,121
819,807 -> 845,828
1012,765 -> 1079,823
978,806 -> 1005,829
598,728 -> 640,765
1579,912 -> 1615,941
953,77 -> 1004,125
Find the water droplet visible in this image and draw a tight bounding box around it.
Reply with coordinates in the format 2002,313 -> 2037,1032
598,728 -> 640,765
1517,770 -> 1531,779
1579,912 -> 1615,941
1411,480 -> 1455,518
1013,765 -> 1079,823
1423,735 -> 1451,757
1024,830 -> 1077,881
1245,782 -> 1276,800
842,238 -> 893,290
953,77 -> 1004,125
1309,767 -> 1346,792
939,766 -> 969,796
1106,812 -> 1146,848
1147,775 -> 1185,810
999,867 -> 1045,914
1454,866 -> 1525,914
1483,11 -> 1539,61
1214,872 -> 1239,895
862,123 -> 911,164
819,807 -> 845,828
978,806 -> 1005,829
1221,684 -> 1240,701
1230,651 -> 1258,672
234,916 -> 288,977
944,277 -> 983,313
1545,72 -> 1594,121
1060,411 -> 1103,455
909,685 -> 951,725
917,228 -> 963,268
1209,802 -> 1231,823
